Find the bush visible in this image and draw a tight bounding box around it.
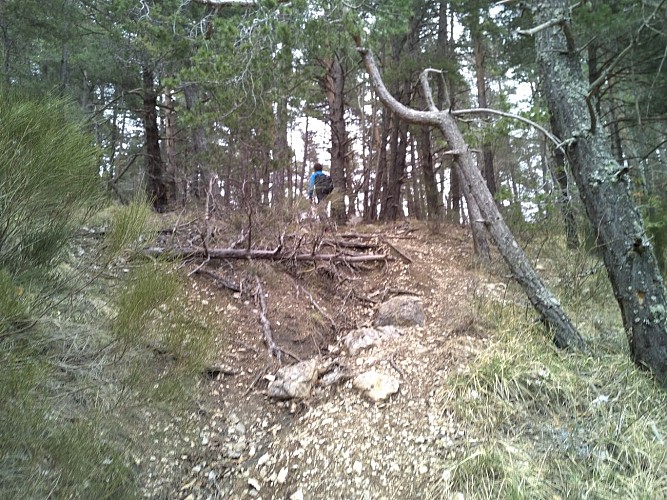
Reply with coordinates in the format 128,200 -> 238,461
0,90 -> 102,277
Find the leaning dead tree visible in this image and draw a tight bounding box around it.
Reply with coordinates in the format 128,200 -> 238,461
531,0 -> 667,380
356,44 -> 586,350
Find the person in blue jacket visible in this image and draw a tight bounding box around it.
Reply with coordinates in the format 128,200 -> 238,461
307,163 -> 328,203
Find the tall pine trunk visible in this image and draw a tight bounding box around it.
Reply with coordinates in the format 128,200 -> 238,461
142,67 -> 168,211
535,0 -> 667,380
323,53 -> 349,223
472,12 -> 496,196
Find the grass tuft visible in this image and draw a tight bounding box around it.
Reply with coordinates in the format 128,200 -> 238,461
434,255 -> 667,499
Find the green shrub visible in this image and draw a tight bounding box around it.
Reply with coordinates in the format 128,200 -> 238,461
0,92 -> 150,498
0,269 -> 29,334
0,90 -> 102,276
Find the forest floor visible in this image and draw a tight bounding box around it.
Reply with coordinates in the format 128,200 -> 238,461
139,217 -> 494,499
136,213 -> 667,500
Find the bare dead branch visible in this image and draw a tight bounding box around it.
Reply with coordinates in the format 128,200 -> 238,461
254,277 -> 282,364
194,268 -> 241,292
145,246 -> 393,263
188,255 -> 211,277
451,108 -> 562,147
298,284 -> 337,331
389,353 -> 406,379
381,239 -> 413,264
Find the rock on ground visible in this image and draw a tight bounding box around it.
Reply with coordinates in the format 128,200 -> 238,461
374,295 -> 425,327
343,325 -> 402,355
353,370 -> 401,402
268,359 -> 319,400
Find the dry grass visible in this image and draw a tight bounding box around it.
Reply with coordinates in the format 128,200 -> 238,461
433,238 -> 667,499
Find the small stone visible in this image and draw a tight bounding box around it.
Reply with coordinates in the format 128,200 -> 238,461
353,461 -> 363,475
290,489 -> 304,500
277,467 -> 289,484
418,465 -> 428,474
353,371 -> 400,402
268,359 -> 319,400
248,477 -> 261,491
257,453 -> 271,467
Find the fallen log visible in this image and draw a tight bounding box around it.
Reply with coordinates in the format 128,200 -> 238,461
144,246 -> 393,263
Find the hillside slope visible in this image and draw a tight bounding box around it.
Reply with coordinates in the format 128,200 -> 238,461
141,221 -> 491,499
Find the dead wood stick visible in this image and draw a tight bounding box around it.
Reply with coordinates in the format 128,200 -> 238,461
338,232 -> 415,240
194,268 -> 241,292
321,239 -> 378,250
145,246 -> 393,263
255,277 -> 283,364
229,230 -> 248,249
188,255 -> 211,277
382,239 -> 413,263
298,285 -> 337,331
389,353 -> 406,379
205,365 -> 240,379
243,366 -> 270,397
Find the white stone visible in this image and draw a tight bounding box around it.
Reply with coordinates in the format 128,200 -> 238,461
343,326 -> 402,355
290,489 -> 305,500
268,359 -> 319,400
353,371 -> 400,402
277,467 -> 289,484
257,453 -> 271,467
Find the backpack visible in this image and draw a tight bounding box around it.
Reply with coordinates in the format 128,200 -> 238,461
314,174 -> 334,196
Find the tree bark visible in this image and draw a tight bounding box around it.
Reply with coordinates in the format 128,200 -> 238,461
164,88 -> 179,205
548,116 -> 579,249
358,46 -> 585,350
183,83 -> 210,203
370,107 -> 389,221
534,0 -> 667,380
323,53 -> 349,223
142,67 -> 168,211
419,126 -> 440,219
272,97 -> 289,208
472,12 -> 496,197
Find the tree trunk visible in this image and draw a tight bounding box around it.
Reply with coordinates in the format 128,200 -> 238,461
472,13 -> 496,196
449,163 -> 461,223
370,108 -> 389,221
183,84 -> 209,203
380,110 -> 409,221
419,126 -> 440,219
549,116 -> 579,249
164,88 -> 179,205
272,97 -> 289,208
142,67 -> 168,211
358,46 -> 585,350
535,0 -> 667,379
323,53 -> 349,223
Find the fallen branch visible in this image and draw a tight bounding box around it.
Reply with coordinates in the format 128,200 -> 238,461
205,364 -> 240,379
145,246 -> 393,263
389,353 -> 406,379
195,268 -> 241,292
321,239 -> 378,250
382,239 -> 413,263
338,232 -> 415,240
254,277 -> 282,364
298,284 -> 337,332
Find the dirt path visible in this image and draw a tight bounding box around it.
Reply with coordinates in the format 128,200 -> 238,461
142,224 -> 491,499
